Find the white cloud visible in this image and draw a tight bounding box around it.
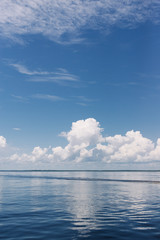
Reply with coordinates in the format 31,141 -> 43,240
32,94 -> 65,102
49,122 -> 160,163
10,63 -> 79,83
10,146 -> 49,162
10,63 -> 50,75
50,118 -> 103,162
148,139 -> 160,161
9,118 -> 103,163
96,130 -> 154,163
32,146 -> 48,159
60,118 -> 103,146
74,96 -> 96,106
3,118 -> 160,165
11,93 -> 65,103
0,136 -> 7,148
13,128 -> 21,131
0,0 -> 159,44
11,94 -> 29,103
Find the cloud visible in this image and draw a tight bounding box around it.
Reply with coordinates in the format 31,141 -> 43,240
148,139 -> 160,161
73,96 -> 96,106
52,118 -> 103,162
9,118 -> 103,163
32,94 -> 65,101
13,128 -> 21,131
60,118 -> 103,146
11,93 -> 65,103
11,94 -> 29,103
0,136 -> 7,148
10,146 -> 49,162
0,1 -> 159,44
7,118 -> 160,165
10,63 -> 50,75
10,63 -> 79,84
96,131 -> 155,163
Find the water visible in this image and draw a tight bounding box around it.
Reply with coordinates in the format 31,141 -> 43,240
0,171 -> 160,239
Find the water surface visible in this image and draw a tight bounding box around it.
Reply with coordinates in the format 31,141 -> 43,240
0,171 -> 160,239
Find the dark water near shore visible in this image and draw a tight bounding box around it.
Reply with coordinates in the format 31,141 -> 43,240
0,171 -> 160,239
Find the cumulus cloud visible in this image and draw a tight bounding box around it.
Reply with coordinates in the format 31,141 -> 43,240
10,146 -> 49,162
60,118 -> 103,146
8,118 -> 160,165
50,118 -> 103,162
96,130 -> 155,163
148,139 -> 160,161
0,136 -> 7,148
0,0 -> 159,43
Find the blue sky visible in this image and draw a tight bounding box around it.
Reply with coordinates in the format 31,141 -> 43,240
0,0 -> 160,169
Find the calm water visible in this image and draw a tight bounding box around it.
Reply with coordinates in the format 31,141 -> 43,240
0,171 -> 160,239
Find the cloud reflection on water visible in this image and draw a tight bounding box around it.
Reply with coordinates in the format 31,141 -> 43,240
0,171 -> 160,238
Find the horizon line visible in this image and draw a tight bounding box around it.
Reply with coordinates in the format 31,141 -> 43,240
0,170 -> 160,172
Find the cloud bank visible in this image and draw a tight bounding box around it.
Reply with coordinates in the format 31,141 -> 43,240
0,0 -> 159,43
4,118 -> 160,166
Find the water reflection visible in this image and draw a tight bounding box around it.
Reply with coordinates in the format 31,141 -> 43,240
62,171 -> 160,236
66,180 -> 101,235
0,171 -> 160,239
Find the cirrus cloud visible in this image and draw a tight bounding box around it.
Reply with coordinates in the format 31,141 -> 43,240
0,0 -> 159,44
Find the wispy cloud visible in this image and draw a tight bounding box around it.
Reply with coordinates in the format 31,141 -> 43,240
75,96 -> 94,102
10,63 -> 50,75
73,95 -> 96,106
11,93 -> 65,103
76,102 -> 88,107
13,128 -> 21,131
11,93 -> 95,105
32,94 -> 65,102
136,73 -> 160,80
0,1 -> 159,44
10,63 -> 79,84
28,75 -> 78,83
11,94 -> 29,103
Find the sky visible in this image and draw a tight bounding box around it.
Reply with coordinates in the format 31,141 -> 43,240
0,0 -> 160,170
